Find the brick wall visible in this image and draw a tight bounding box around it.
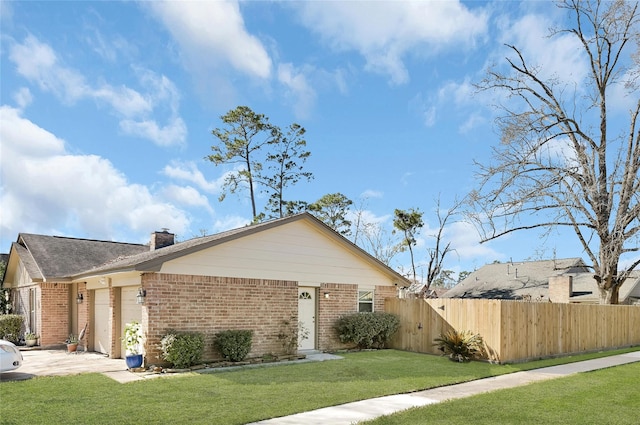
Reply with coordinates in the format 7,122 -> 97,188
549,276 -> 573,303
317,282 -> 358,350
77,283 -> 90,347
39,283 -> 69,346
375,285 -> 398,311
141,273 -> 299,364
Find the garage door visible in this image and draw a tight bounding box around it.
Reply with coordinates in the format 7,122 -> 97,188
120,287 -> 142,356
94,289 -> 110,354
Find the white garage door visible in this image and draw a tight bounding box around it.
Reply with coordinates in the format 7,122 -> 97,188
94,289 -> 110,354
120,287 -> 142,355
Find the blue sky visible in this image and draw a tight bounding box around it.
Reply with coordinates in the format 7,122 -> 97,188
1,1 -> 600,278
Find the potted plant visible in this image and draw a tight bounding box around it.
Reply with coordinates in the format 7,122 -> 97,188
123,321 -> 144,369
24,332 -> 39,347
66,334 -> 79,353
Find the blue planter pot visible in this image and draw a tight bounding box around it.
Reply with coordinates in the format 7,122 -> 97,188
126,354 -> 143,369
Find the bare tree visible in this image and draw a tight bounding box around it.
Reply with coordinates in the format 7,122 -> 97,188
359,220 -> 404,267
424,196 -> 462,293
470,0 -> 640,304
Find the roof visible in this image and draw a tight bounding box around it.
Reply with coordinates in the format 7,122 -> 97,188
442,258 -> 640,303
568,271 -> 640,303
443,258 -> 589,300
74,212 -> 410,284
8,234 -> 148,282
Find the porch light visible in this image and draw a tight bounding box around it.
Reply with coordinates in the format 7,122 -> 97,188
136,287 -> 147,304
324,292 -> 330,299
76,293 -> 84,304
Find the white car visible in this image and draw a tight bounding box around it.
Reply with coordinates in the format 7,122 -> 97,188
0,339 -> 23,372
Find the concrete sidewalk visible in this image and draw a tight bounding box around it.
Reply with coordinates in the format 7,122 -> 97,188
250,350 -> 640,425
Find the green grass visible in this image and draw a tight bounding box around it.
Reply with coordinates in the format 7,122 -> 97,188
365,361 -> 640,425
0,348 -> 637,425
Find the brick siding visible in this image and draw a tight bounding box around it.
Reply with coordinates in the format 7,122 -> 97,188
317,282 -> 358,350
141,273 -> 299,365
39,283 -> 69,346
79,272 -> 399,364
375,285 -> 398,312
77,283 -> 90,347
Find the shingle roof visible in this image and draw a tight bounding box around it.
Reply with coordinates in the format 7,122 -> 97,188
443,258 -> 588,300
17,233 -> 148,281
443,258 -> 640,303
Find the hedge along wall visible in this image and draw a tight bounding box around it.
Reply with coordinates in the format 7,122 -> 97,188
386,298 -> 640,363
141,273 -> 298,364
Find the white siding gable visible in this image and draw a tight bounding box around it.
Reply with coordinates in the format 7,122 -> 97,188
160,220 -> 396,286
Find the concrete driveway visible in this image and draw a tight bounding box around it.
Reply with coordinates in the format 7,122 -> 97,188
0,348 -> 138,383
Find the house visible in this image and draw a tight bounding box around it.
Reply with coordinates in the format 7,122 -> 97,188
443,258 -> 640,304
2,213 -> 408,364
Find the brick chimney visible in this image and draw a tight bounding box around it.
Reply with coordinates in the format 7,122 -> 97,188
150,229 -> 174,250
548,275 -> 573,303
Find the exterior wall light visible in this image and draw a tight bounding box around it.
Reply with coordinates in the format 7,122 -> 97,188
136,287 -> 147,305
76,293 -> 84,304
324,292 -> 330,299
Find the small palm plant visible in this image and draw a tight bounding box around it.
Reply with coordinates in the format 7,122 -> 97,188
433,329 -> 484,363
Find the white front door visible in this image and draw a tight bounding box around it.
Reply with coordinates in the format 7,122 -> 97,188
94,289 -> 110,354
298,287 -> 316,351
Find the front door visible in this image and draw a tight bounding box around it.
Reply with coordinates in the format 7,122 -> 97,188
297,288 -> 316,351
94,289 -> 110,354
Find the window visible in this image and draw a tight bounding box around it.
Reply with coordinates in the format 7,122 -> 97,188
299,292 -> 312,300
358,290 -> 373,312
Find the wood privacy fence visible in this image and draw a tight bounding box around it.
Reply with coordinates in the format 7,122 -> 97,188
385,298 -> 640,363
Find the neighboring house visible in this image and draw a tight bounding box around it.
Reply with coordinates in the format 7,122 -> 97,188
443,258 -> 640,304
2,213 -> 408,364
399,282 -> 448,299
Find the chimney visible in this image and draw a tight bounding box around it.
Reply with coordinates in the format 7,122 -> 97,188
548,275 -> 573,303
150,229 -> 174,250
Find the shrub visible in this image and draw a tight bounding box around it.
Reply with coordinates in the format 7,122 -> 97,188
214,330 -> 253,362
0,314 -> 24,343
160,331 -> 205,369
433,329 -> 484,363
334,312 -> 400,349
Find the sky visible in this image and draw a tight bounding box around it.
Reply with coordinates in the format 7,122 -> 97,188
0,1 -> 628,280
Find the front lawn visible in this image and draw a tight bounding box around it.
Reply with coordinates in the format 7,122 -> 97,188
365,361 -> 640,424
0,348 -> 636,425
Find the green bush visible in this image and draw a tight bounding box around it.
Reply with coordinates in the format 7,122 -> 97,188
433,329 -> 484,362
160,331 -> 205,369
0,314 -> 24,343
335,312 -> 400,349
214,330 -> 253,362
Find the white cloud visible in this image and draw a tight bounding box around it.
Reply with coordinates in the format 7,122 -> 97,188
360,190 -> 383,199
0,105 -> 189,247
162,161 -> 227,194
162,185 -> 213,212
147,0 -> 272,80
277,63 -> 317,119
445,221 -> 502,263
120,117 -> 187,148
13,87 -> 33,109
294,1 -> 488,84
212,215 -> 251,234
498,13 -> 589,87
8,35 -> 186,147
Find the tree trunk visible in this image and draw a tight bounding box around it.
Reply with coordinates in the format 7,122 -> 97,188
597,275 -> 620,305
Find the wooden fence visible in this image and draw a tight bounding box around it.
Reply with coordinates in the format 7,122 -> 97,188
385,298 -> 640,363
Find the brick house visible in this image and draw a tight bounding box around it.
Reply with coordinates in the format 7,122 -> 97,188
2,213 -> 408,364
